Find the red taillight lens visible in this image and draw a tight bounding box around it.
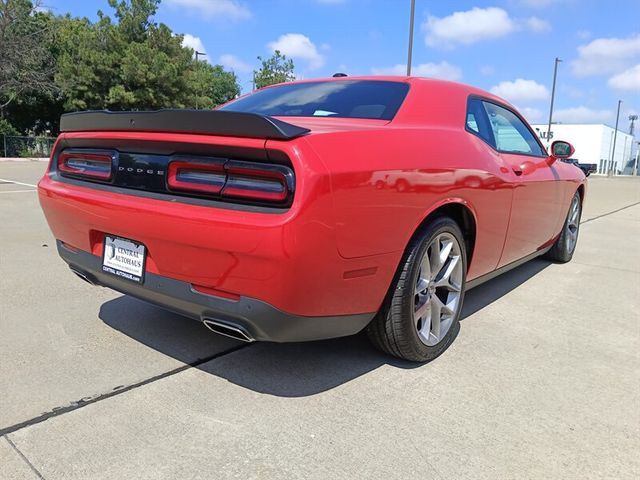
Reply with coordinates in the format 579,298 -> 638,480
167,158 -> 294,204
167,160 -> 226,195
58,150 -> 114,181
222,161 -> 292,202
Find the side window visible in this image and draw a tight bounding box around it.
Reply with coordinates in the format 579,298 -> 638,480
466,113 -> 479,133
482,101 -> 545,156
466,98 -> 495,147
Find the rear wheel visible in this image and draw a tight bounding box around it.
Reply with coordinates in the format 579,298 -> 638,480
546,191 -> 581,263
367,217 -> 467,362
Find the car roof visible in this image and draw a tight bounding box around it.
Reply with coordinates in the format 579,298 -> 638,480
235,76 -> 520,128
262,75 -> 516,118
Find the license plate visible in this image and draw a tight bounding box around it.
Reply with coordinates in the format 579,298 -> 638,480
102,235 -> 146,283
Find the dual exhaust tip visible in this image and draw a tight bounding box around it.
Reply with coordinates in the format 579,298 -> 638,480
69,266 -> 254,343
70,267 -> 99,286
202,318 -> 254,343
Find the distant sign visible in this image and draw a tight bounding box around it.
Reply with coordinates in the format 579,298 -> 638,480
534,128 -> 554,140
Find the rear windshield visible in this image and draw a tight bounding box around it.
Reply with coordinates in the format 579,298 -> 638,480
219,80 -> 410,120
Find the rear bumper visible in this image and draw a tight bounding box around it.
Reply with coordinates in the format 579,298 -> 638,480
38,171 -> 400,318
57,241 -> 374,342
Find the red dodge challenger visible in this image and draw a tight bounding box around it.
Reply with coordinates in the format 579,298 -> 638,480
38,77 -> 585,362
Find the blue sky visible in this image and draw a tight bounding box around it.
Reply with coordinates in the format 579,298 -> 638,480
48,0 -> 639,128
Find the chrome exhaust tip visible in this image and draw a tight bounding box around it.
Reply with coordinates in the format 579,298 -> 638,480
70,267 -> 98,286
202,318 -> 254,342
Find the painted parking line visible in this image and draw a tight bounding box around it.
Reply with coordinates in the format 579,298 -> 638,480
0,178 -> 38,188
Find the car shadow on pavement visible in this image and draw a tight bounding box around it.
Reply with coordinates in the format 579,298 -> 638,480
100,297 -> 419,397
460,258 -> 551,320
99,257 -> 550,397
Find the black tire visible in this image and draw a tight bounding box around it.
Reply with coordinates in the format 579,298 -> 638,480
367,216 -> 467,362
546,191 -> 582,263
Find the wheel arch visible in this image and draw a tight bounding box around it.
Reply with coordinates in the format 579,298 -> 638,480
576,183 -> 585,202
411,199 -> 477,270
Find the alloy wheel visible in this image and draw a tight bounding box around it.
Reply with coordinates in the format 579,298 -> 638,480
414,232 -> 463,346
566,195 -> 581,253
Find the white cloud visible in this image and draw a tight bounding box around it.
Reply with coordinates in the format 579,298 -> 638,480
524,17 -> 551,32
182,34 -> 206,55
267,33 -> 325,69
423,7 -> 515,47
219,54 -> 251,73
422,7 -> 548,48
608,64 -> 640,92
372,61 -> 462,81
490,79 -> 549,102
572,34 -> 640,76
554,106 -> 613,123
519,107 -> 544,123
164,0 -> 251,20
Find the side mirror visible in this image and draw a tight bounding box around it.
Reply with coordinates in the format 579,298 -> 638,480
548,140 -> 575,164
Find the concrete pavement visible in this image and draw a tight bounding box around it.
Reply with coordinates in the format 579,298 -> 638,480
1,162 -> 638,479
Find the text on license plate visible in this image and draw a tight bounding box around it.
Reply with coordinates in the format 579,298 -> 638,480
102,235 -> 146,283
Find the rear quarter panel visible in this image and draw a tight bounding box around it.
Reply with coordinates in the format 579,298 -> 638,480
303,125 -> 515,280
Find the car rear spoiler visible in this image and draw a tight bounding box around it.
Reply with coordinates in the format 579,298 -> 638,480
59,109 -> 310,140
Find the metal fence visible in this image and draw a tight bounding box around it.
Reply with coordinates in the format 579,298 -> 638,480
2,135 -> 56,158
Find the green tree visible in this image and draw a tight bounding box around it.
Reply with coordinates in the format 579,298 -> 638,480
0,0 -> 58,119
186,61 -> 240,109
2,0 -> 241,135
0,118 -> 18,156
0,118 -> 18,136
6,10 -> 68,135
55,0 -> 240,112
109,0 -> 158,43
253,50 -> 295,89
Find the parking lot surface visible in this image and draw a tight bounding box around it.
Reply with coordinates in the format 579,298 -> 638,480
1,161 -> 639,479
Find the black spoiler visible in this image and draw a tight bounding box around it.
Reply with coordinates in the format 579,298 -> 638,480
59,109 -> 310,140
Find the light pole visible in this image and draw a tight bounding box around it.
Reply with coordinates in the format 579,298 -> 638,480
609,100 -> 622,176
194,51 -> 206,109
545,57 -> 561,147
630,115 -> 638,174
406,0 -> 415,76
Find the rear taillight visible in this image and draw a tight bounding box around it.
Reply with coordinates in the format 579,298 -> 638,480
55,147 -> 295,207
167,159 -> 294,204
58,150 -> 115,181
167,160 -> 226,195
222,161 -> 292,202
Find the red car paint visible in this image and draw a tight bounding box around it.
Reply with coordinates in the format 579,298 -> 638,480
38,76 -> 585,320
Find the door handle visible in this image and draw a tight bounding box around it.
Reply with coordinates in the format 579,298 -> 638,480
512,166 -> 523,176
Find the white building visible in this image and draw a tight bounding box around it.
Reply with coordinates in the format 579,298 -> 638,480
530,123 -> 636,175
